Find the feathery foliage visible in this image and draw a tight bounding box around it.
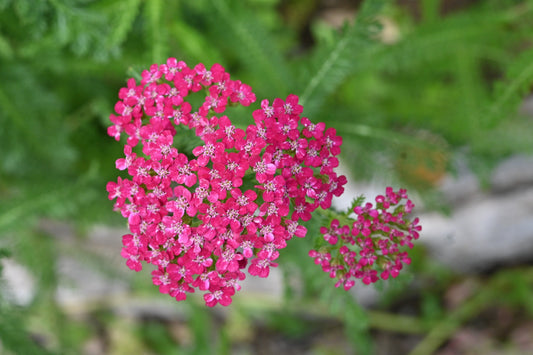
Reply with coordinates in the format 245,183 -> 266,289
298,0 -> 386,116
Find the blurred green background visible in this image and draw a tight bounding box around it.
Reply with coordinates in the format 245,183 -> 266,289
1,0 -> 533,354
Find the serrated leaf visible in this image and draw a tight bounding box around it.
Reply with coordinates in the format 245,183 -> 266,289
106,0 -> 142,49
485,47 -> 533,126
299,0 -> 386,116
371,8 -> 511,74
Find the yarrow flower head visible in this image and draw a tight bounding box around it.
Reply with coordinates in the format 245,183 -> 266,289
106,59 -> 350,307
309,188 -> 422,290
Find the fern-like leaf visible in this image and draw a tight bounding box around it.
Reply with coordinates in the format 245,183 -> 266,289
105,0 -> 142,50
485,47 -> 533,127
371,5 -> 528,74
298,0 -> 386,117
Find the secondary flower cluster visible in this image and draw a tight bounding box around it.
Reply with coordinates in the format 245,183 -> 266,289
309,187 -> 422,290
106,58 -> 347,306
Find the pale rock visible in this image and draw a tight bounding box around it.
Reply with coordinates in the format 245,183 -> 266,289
0,258 -> 36,306
56,256 -> 129,311
438,170 -> 481,206
491,155 -> 533,192
420,188 -> 533,272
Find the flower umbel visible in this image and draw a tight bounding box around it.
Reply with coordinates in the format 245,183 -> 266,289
309,188 -> 421,290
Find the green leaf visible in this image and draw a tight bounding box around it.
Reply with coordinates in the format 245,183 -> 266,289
299,0 -> 386,116
485,47 -> 533,126
371,8 -> 511,74
106,0 -> 142,50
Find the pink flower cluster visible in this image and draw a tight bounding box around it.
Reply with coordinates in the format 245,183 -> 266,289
309,187 -> 421,290
106,58 -> 347,306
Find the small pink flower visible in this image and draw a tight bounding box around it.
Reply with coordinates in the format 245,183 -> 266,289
256,175 -> 286,202
204,287 -> 235,307
249,258 -> 278,278
309,187 -> 421,289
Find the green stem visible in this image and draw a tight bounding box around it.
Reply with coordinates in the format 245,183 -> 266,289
367,310 -> 430,334
408,267 -> 533,355
408,285 -> 490,355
